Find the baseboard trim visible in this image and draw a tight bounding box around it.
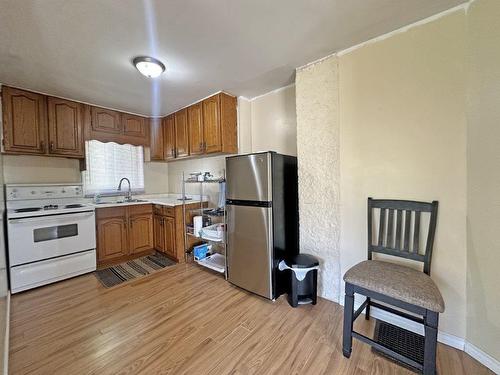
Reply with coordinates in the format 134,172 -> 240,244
464,342 -> 500,375
3,292 -> 10,375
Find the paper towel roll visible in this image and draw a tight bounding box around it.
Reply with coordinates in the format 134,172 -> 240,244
193,216 -> 203,237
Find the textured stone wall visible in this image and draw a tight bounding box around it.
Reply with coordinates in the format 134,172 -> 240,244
295,55 -> 340,302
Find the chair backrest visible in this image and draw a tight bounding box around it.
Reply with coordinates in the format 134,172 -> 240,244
367,198 -> 438,275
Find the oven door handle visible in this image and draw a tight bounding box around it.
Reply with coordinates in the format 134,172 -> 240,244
8,211 -> 95,224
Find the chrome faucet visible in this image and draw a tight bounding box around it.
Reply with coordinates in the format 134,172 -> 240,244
117,178 -> 132,201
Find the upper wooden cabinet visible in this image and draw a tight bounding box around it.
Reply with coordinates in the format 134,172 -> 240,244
174,108 -> 189,158
2,86 -> 47,154
202,93 -> 237,154
150,118 -> 164,161
148,92 -> 237,162
188,102 -> 204,156
47,97 -> 84,158
163,115 -> 176,160
87,106 -> 149,147
91,107 -> 122,134
122,113 -> 147,139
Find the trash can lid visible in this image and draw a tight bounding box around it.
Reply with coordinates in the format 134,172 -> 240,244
286,254 -> 319,268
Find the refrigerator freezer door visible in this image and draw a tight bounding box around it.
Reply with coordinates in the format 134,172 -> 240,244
226,204 -> 273,299
226,153 -> 272,202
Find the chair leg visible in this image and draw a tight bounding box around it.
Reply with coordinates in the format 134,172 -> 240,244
365,297 -> 371,320
423,311 -> 439,375
342,283 -> 355,358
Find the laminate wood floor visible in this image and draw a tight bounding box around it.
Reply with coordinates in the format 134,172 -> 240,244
9,264 -> 493,375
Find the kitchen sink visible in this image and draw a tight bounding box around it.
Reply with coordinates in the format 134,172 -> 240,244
95,199 -> 148,205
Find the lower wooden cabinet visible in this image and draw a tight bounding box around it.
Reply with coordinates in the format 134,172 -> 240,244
96,204 -> 153,266
129,212 -> 154,254
154,214 -> 176,258
96,207 -> 129,263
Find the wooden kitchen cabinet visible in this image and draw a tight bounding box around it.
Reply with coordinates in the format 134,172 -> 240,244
129,209 -> 154,254
163,115 -> 176,160
122,113 -> 148,139
187,102 -> 204,155
174,108 -> 189,158
96,207 -> 129,263
149,117 -> 164,161
87,106 -> 150,147
202,93 -> 237,154
2,86 -> 47,154
91,106 -> 122,134
47,97 -> 84,158
154,214 -> 176,258
96,204 -> 154,266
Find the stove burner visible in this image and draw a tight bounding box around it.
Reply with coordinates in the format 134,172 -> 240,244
14,207 -> 42,213
43,204 -> 59,210
65,204 -> 85,209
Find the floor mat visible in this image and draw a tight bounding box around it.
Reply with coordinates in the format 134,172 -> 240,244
94,252 -> 176,288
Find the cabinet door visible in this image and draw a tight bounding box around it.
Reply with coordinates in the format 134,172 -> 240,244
97,217 -> 128,262
187,103 -> 204,155
150,118 -> 164,161
91,107 -> 122,134
129,213 -> 154,254
163,115 -> 176,160
122,113 -> 147,138
47,97 -> 84,158
2,86 -> 47,154
164,216 -> 176,257
153,215 -> 165,252
202,95 -> 222,153
174,108 -> 189,158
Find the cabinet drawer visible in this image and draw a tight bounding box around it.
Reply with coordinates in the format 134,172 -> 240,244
128,204 -> 153,215
96,206 -> 127,219
153,205 -> 175,217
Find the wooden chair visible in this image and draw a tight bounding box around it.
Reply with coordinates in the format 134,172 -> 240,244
342,198 -> 443,375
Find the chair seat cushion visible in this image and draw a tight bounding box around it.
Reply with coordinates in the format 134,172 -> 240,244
343,260 -> 445,313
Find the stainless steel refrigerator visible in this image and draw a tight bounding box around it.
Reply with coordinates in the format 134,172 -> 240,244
226,151 -> 299,300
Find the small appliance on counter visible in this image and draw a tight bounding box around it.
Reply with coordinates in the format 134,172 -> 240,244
226,151 -> 299,300
5,184 -> 97,293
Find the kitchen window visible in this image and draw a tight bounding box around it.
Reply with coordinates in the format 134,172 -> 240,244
83,140 -> 145,196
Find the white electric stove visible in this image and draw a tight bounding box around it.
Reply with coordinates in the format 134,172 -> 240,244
5,183 -> 96,293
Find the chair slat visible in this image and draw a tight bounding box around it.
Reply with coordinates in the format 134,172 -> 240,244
413,211 -> 421,253
387,209 -> 394,248
378,209 -> 386,246
403,210 -> 411,251
395,210 -> 402,249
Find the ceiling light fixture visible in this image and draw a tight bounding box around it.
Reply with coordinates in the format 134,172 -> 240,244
133,56 -> 165,78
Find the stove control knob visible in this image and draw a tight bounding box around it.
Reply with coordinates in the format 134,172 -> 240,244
31,191 -> 36,195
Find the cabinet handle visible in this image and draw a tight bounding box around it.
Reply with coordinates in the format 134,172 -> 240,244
203,142 -> 206,152
40,140 -> 45,151
130,220 -> 133,228
49,141 -> 54,152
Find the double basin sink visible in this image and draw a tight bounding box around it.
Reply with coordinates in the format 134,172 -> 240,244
94,199 -> 149,205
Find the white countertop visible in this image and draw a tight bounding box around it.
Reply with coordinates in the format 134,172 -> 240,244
90,194 -> 206,209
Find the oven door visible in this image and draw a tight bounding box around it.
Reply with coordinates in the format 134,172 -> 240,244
7,211 -> 96,266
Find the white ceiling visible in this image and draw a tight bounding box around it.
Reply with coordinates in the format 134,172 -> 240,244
0,0 -> 466,116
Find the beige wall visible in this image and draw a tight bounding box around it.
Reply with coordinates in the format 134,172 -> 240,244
296,56 -> 341,301
2,154 -> 169,194
338,10 -> 467,339
3,155 -> 81,183
296,10 -> 468,340
466,0 -> 500,361
250,85 -> 297,156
